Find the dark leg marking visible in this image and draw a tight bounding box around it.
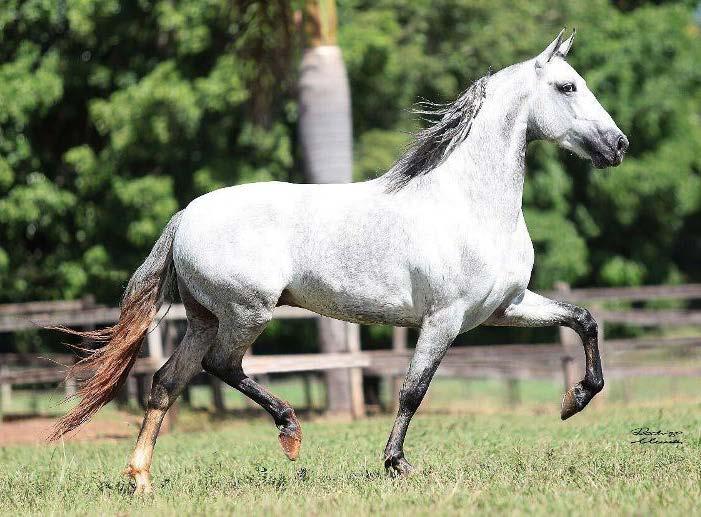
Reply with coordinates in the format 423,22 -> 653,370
384,331 -> 452,476
558,304 -> 604,419
203,360 -> 302,460
486,290 -> 604,420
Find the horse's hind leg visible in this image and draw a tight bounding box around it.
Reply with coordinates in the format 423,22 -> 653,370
127,312 -> 216,494
202,313 -> 302,461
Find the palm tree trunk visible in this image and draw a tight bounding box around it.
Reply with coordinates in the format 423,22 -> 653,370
298,0 -> 356,416
299,1 -> 352,183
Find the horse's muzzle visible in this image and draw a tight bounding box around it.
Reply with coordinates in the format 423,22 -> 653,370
591,132 -> 629,168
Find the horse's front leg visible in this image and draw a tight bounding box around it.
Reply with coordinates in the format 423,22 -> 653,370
486,289 -> 604,419
384,316 -> 461,476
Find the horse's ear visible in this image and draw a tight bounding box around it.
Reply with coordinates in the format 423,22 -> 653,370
555,29 -> 576,59
535,28 -> 566,69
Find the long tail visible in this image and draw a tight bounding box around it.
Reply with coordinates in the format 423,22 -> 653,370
48,211 -> 183,441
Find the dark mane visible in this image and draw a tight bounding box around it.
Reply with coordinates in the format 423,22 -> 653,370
384,71 -> 491,191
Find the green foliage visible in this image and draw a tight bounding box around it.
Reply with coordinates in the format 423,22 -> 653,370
0,0 -> 295,302
0,0 -> 699,303
340,0 -> 701,289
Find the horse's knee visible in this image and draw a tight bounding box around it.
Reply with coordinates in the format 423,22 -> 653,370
570,306 -> 598,340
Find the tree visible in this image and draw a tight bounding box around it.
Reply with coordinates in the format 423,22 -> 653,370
0,0 -> 297,304
0,0 -> 699,322
340,0 -> 701,289
298,0 -> 358,416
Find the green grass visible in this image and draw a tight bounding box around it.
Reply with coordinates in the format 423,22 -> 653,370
7,374 -> 701,417
1,383 -> 700,516
3,376 -> 327,417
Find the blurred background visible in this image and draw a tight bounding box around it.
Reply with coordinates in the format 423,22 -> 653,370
1,0 -> 701,439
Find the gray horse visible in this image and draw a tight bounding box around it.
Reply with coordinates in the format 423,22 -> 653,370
52,30 -> 628,494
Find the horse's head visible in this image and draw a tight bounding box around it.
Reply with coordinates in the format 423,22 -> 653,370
527,30 -> 628,168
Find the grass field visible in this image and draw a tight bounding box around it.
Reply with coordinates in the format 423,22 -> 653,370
1,377 -> 700,516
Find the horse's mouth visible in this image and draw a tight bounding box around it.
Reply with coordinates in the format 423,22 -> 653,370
591,149 -> 624,169
590,132 -> 628,169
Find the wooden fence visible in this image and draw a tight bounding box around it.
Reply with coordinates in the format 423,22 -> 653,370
2,283 -> 701,422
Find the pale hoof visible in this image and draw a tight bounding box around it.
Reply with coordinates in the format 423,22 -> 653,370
278,411 -> 302,461
279,431 -> 302,461
126,466 -> 154,496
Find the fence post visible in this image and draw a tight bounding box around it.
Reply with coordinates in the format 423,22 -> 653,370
591,312 -> 608,406
556,282 -> 579,390
506,376 -> 521,407
115,382 -> 130,409
0,364 -> 11,418
64,361 -> 77,399
210,377 -> 226,414
134,321 -> 165,410
302,374 -> 314,411
346,323 -> 365,419
200,317 -> 225,414
64,296 -> 93,401
391,327 -> 408,413
561,355 -> 575,392
147,323 -> 164,366
319,318 -> 354,417
126,376 -> 139,407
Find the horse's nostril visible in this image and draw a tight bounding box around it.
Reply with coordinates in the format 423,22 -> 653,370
616,135 -> 628,153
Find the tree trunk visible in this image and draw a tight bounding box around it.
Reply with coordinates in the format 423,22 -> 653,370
299,0 -> 356,416
299,46 -> 352,182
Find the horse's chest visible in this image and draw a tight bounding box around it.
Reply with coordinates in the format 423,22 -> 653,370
493,224 -> 534,300
451,221 -> 534,305
500,239 -> 533,295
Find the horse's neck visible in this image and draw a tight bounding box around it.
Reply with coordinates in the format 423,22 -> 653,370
429,74 -> 530,228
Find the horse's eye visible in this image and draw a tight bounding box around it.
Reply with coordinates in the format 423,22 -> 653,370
558,83 -> 576,94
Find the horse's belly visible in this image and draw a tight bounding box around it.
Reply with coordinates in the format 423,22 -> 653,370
283,271 -> 420,327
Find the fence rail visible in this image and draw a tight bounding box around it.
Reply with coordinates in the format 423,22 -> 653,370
2,282 -> 701,422
542,283 -> 701,302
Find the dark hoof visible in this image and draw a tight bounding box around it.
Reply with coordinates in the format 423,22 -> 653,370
278,411 -> 302,461
384,455 -> 414,477
560,381 -> 598,420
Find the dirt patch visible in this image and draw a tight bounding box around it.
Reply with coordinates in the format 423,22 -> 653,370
0,412 -> 140,447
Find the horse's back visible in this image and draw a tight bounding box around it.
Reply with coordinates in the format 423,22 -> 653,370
171,178 -> 522,328
172,180 -> 423,324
